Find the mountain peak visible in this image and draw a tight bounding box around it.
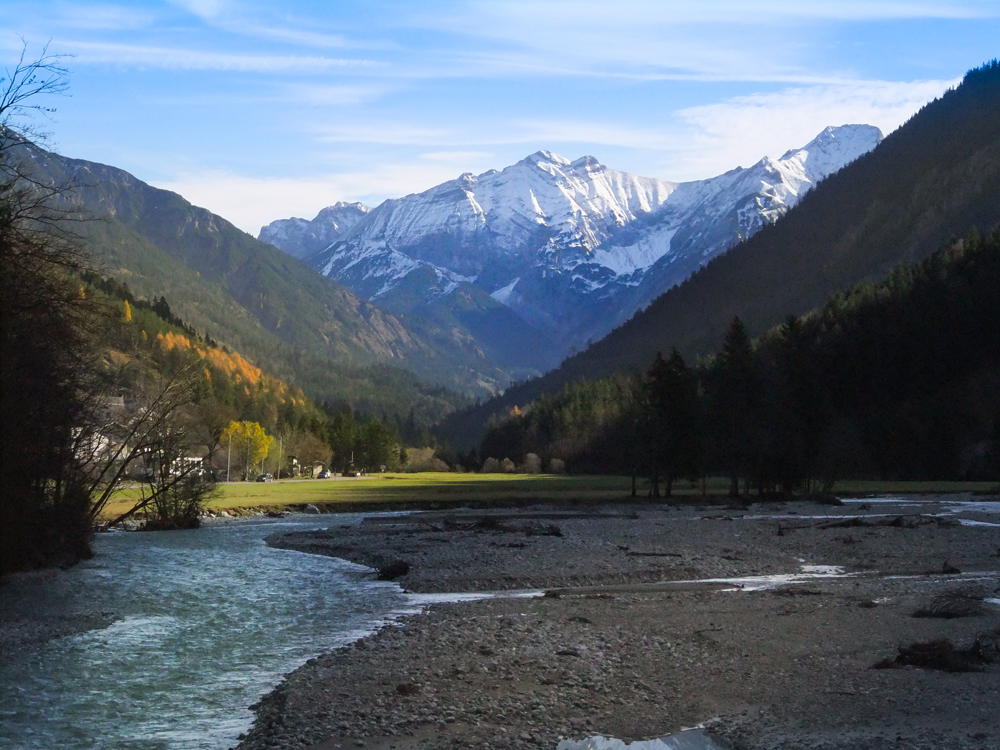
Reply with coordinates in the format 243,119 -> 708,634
520,150 -> 571,167
570,155 -> 604,172
260,201 -> 372,260
780,124 -> 883,171
328,200 -> 370,212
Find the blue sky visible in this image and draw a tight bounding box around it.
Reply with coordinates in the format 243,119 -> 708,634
3,1 -> 998,234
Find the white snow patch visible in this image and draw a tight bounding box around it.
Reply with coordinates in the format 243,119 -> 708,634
939,500 -> 1000,514
800,565 -> 845,575
390,589 -> 543,618
590,228 -> 677,275
667,565 -> 853,593
491,278 -> 520,305
841,497 -> 911,505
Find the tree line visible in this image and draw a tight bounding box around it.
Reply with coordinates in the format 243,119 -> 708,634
477,227 -> 1000,494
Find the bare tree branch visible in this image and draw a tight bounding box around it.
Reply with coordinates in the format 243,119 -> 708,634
0,38 -> 71,161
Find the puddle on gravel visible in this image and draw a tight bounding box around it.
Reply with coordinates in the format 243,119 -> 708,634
557,730 -> 728,750
666,565 -> 854,592
395,589 -> 543,615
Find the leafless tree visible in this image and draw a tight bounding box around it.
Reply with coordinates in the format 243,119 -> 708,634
77,362 -> 220,530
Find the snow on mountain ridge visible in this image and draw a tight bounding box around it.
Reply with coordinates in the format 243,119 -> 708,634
303,150 -> 678,302
271,124 -> 882,363
259,201 -> 370,260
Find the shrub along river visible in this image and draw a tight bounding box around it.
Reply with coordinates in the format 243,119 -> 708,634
0,515 -> 416,750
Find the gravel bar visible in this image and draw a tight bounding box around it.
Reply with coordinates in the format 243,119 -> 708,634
237,496 -> 1000,750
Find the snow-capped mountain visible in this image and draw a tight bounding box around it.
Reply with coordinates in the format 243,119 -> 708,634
261,124 -> 882,365
259,201 -> 369,260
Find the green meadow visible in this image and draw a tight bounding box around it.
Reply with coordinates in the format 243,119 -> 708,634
97,474 -> 998,521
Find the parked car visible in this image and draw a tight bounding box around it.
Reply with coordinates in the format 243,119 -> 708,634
255,473 -> 273,482
316,469 -> 331,479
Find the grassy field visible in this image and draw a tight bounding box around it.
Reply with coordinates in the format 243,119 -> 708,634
97,473 -> 637,520
95,473 -> 999,521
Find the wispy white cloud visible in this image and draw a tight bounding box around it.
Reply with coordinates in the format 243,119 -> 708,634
314,122 -> 455,145
150,70 -> 954,233
507,120 -> 672,150
53,2 -> 159,30
404,1 -> 999,82
60,40 -> 383,72
666,78 -> 958,180
154,161 -> 488,233
236,26 -> 353,49
14,0 -> 979,236
287,82 -> 390,106
166,0 -> 232,22
419,150 -> 494,163
311,118 -> 673,149
302,76 -> 954,177
448,0 -> 1000,28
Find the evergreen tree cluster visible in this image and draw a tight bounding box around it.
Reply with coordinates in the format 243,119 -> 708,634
478,228 -> 1000,491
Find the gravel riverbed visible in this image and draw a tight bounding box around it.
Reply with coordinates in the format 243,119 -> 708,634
244,496 -> 1000,750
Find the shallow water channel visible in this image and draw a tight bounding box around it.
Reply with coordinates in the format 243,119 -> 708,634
0,515 -> 417,750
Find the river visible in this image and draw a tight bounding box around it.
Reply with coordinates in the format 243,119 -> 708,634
0,515 -> 416,750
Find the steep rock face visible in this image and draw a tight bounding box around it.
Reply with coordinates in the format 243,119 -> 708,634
269,125 -> 882,363
260,201 -> 370,259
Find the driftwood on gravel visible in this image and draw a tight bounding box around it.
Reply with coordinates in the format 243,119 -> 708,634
873,627 -> 1000,673
426,517 -> 563,537
816,515 -> 958,530
377,560 -> 410,580
778,514 -> 959,535
912,589 -> 986,618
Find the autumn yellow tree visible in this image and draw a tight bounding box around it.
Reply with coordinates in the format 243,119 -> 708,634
221,420 -> 273,480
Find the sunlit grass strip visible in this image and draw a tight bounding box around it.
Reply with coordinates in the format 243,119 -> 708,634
94,474 -> 998,521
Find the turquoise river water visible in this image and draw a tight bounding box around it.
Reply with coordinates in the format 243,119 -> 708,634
0,515 -> 415,750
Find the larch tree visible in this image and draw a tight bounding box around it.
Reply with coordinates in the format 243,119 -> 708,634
221,421 -> 273,479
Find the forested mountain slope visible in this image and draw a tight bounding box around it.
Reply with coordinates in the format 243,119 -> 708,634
438,61 -> 1000,449
478,226 -> 1000,483
13,142 -> 505,403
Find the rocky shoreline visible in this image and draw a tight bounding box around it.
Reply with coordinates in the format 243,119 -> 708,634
236,495 -> 1000,750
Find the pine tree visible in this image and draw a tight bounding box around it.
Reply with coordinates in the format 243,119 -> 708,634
712,317 -> 758,497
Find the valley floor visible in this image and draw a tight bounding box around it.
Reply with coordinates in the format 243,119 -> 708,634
240,496 -> 1000,750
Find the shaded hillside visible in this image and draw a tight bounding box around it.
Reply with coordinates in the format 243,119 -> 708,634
14,142 -> 508,398
439,60 -> 1000,449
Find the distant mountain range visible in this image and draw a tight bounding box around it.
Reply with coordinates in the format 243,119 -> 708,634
261,125 -> 881,368
438,61 -> 1000,449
